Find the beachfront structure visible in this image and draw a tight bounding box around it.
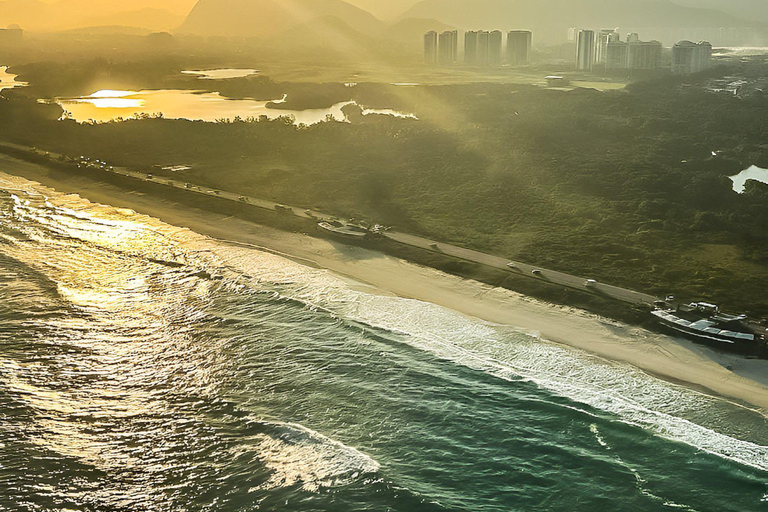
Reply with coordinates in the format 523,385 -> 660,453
576,30 -> 596,71
438,30 -> 458,65
424,31 -> 438,64
507,30 -> 532,65
672,40 -> 712,74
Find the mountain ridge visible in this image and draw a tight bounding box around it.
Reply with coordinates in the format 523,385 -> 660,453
177,0 -> 383,38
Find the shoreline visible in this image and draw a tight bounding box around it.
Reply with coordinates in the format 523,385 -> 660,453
2,156 -> 768,413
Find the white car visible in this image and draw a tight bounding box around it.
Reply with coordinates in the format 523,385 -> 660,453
585,279 -> 597,287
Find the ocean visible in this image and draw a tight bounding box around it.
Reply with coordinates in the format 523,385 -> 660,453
0,172 -> 766,512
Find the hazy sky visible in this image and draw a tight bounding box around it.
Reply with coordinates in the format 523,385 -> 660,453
29,0 -> 421,20
36,0 -> 199,16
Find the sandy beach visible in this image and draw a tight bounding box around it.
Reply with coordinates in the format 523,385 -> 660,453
2,154 -> 768,412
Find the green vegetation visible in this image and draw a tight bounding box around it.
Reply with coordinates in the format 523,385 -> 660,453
2,59 -> 767,317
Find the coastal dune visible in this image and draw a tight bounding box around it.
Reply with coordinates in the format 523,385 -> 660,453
1,155 -> 768,413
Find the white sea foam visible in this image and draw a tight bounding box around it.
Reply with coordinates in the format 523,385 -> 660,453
204,243 -> 768,473
2,173 -> 766,475
248,421 -> 380,492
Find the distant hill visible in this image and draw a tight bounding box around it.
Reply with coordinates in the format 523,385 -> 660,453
399,0 -> 762,44
343,0 -> 420,20
264,15 -> 371,55
0,0 -> 185,32
178,0 -> 383,38
379,17 -> 456,43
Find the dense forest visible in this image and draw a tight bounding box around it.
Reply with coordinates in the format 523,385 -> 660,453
3,58 -> 768,316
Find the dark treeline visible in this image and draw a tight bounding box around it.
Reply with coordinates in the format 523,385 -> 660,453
2,62 -> 767,316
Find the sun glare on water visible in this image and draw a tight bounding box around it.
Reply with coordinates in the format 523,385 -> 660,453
78,90 -> 144,109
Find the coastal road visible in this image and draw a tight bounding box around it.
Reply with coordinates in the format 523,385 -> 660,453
385,232 -> 658,305
0,142 -> 659,307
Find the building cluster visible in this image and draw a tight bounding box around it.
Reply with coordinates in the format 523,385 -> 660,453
425,26 -> 713,75
574,28 -> 712,74
0,25 -> 23,45
424,30 -> 532,67
576,29 -> 662,71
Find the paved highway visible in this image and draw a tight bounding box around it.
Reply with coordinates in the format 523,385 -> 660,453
385,232 -> 658,305
1,142 -> 659,307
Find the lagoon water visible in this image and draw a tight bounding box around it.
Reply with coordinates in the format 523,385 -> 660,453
53,89 -> 415,125
181,69 -> 260,80
0,66 -> 25,92
1,172 -> 767,511
730,165 -> 768,193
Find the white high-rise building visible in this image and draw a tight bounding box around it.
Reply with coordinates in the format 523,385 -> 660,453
488,31 -> 503,66
438,30 -> 458,65
596,29 -> 620,64
576,30 -> 596,71
424,31 -> 438,64
507,30 -> 532,65
672,41 -> 712,74
606,38 -> 662,70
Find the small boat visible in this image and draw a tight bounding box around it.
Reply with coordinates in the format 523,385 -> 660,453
652,302 -> 764,347
317,221 -> 371,239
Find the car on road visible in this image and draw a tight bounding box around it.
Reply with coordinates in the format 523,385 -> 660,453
507,262 -> 516,269
532,269 -> 542,275
585,279 -> 597,287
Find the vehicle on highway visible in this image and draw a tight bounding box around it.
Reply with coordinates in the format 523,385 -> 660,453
532,269 -> 542,275
507,262 -> 516,269
585,279 -> 597,287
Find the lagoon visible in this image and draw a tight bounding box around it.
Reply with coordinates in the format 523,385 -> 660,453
53,89 -> 416,125
730,165 -> 768,193
0,66 -> 25,92
181,68 -> 259,80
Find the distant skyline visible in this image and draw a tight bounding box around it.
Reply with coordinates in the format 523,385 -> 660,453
1,0 -> 766,46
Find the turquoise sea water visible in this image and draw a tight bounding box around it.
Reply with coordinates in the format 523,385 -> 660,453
0,175 -> 766,511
